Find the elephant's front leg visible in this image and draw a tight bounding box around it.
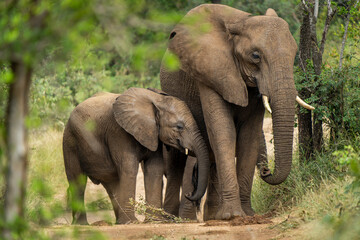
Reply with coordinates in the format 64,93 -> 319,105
198,83 -> 245,220
236,102 -> 265,216
142,152 -> 164,221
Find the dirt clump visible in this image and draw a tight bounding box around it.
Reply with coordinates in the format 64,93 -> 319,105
204,214 -> 272,227
91,220 -> 113,226
230,215 -> 272,226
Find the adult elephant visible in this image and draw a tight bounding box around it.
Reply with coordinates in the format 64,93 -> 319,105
160,4 -> 314,220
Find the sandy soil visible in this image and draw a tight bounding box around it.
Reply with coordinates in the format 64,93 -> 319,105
48,118 -> 297,239
48,219 -> 279,240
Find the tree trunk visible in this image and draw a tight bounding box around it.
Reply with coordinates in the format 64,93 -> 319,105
312,37 -> 324,152
313,115 -> 323,151
299,0 -> 336,158
3,61 -> 32,239
298,9 -> 313,162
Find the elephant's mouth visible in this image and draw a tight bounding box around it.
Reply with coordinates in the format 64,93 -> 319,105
177,139 -> 196,157
246,76 -> 257,87
164,140 -> 196,157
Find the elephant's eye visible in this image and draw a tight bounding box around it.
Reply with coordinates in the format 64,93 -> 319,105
176,122 -> 184,130
252,52 -> 260,60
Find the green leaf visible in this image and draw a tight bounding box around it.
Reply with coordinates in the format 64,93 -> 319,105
1,70 -> 14,84
162,51 -> 180,72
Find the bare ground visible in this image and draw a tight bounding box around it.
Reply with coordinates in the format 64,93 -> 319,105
48,212 -> 281,240
46,118 -> 297,239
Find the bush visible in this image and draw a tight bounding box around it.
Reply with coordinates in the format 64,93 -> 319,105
252,147 -> 347,214
29,64 -> 161,127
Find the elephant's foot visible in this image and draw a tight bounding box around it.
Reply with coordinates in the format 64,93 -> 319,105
72,213 -> 88,225
164,205 -> 180,217
115,218 -> 137,224
204,202 -> 217,220
242,204 -> 255,216
179,208 -> 197,220
215,200 -> 245,220
179,199 -> 197,220
115,213 -> 137,224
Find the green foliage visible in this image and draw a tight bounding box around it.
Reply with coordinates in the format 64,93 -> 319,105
0,0 -> 102,67
295,63 -> 360,144
26,179 -> 64,226
252,147 -> 347,214
25,129 -> 68,225
29,62 -> 161,125
333,141 -> 360,197
302,140 -> 360,239
323,66 -> 360,139
253,134 -> 360,238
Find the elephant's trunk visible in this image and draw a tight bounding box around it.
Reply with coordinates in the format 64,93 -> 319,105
261,86 -> 296,185
185,131 -> 210,201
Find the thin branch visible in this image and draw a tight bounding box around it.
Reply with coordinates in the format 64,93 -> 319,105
339,0 -> 359,69
320,0 -> 337,54
301,0 -> 311,14
314,0 -> 319,19
339,12 -> 351,70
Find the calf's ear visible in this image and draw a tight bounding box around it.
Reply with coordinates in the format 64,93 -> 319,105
113,88 -> 159,151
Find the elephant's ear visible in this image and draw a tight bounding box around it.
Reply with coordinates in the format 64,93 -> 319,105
265,8 -> 278,17
167,4 -> 249,107
113,88 -> 158,151
147,87 -> 169,96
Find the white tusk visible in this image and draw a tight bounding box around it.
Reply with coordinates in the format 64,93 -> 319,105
185,148 -> 189,155
296,96 -> 315,110
262,95 -> 272,114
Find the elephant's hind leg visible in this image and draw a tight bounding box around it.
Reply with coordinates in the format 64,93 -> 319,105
63,147 -> 88,225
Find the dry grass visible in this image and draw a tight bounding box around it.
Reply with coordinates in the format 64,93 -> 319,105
277,176 -> 359,240
28,128 -> 68,205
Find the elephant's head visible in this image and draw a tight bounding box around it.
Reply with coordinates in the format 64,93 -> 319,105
166,4 -> 314,185
113,87 -> 209,200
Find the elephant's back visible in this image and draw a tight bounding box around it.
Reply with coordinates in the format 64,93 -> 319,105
64,92 -> 121,182
75,92 -> 119,118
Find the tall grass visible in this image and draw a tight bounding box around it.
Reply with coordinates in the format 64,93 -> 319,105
251,137 -> 360,239
26,128 -> 68,224
26,127 -> 113,225
252,149 -> 346,215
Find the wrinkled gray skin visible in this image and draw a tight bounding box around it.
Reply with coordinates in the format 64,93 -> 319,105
161,4 -> 297,220
63,88 -> 209,224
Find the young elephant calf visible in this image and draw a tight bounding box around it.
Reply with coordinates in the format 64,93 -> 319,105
63,87 -> 209,224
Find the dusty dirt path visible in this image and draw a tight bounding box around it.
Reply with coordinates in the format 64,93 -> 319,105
48,220 -> 279,240
50,208 -> 281,240
48,118 -> 295,239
